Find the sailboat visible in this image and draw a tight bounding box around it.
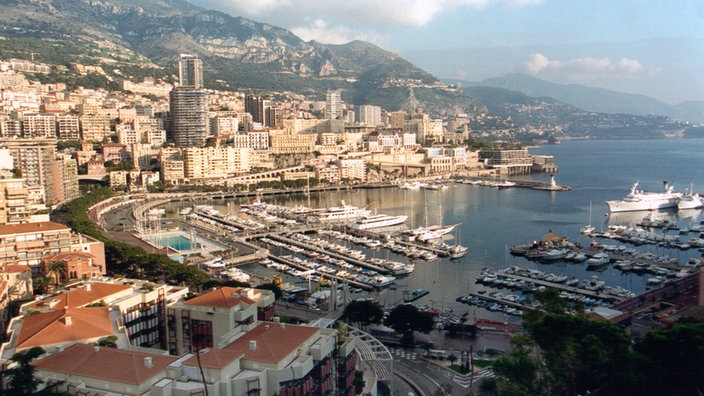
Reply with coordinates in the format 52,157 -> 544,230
580,200 -> 596,235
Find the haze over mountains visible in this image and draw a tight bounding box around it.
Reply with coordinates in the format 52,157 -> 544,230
462,74 -> 704,124
0,0 -> 701,127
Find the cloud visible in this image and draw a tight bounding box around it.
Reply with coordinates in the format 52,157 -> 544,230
290,19 -> 383,45
193,0 -> 544,42
525,53 -> 649,81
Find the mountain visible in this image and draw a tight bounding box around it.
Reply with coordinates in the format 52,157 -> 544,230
464,85 -> 700,139
462,73 -> 704,124
0,0 -> 481,115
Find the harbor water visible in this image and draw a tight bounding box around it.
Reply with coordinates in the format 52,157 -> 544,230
196,138 -> 704,317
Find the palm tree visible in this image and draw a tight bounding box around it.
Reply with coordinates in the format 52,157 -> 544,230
32,275 -> 53,294
47,260 -> 67,286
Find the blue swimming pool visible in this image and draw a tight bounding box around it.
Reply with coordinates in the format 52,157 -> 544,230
155,235 -> 200,251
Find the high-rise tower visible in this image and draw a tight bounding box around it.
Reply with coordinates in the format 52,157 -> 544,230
170,55 -> 208,147
178,54 -> 203,89
325,89 -> 342,120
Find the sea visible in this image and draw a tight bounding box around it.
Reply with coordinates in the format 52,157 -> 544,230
189,138 -> 704,319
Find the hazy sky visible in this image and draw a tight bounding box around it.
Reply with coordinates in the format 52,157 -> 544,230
191,0 -> 704,104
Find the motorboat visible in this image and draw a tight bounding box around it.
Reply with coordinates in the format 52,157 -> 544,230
606,181 -> 682,212
406,224 -> 458,242
349,213 -> 408,230
317,201 -> 372,221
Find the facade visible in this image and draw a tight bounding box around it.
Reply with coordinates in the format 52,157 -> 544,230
2,140 -> 62,206
40,251 -> 105,283
56,114 -> 80,140
325,89 -> 342,120
0,221 -> 105,272
270,132 -> 317,154
166,287 -> 275,355
337,158 -> 366,181
0,178 -> 31,225
169,88 -> 209,147
178,54 -> 203,89
480,149 -> 534,175
79,113 -> 113,142
22,113 -> 56,139
357,104 -> 382,126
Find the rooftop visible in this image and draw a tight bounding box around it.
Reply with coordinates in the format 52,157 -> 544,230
0,221 -> 69,236
33,343 -> 178,385
184,286 -> 256,308
16,307 -> 113,350
222,321 -> 319,364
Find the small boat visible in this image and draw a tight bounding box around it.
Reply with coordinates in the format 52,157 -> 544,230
404,288 -> 429,302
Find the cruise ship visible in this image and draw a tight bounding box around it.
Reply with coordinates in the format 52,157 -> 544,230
349,213 -> 408,230
606,181 -> 682,212
317,201 -> 372,221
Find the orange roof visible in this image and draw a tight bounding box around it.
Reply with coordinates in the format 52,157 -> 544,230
26,282 -> 131,311
0,221 -> 69,236
2,264 -> 31,273
183,348 -> 243,369
33,343 -> 178,385
16,307 -> 113,349
43,252 -> 95,262
184,287 -> 256,308
222,322 -> 319,364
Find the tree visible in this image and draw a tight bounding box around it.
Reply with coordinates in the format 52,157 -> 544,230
47,260 -> 67,286
385,304 -> 434,347
632,318 -> 704,396
4,346 -> 45,394
342,300 -> 384,329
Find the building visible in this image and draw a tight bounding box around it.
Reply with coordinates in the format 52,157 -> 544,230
56,114 -> 80,140
0,178 -> 31,225
270,132 -> 317,155
53,153 -> 79,204
325,89 -> 342,120
1,140 -> 62,206
169,88 -> 209,147
357,104 -> 382,126
21,113 -> 56,139
0,221 -> 105,273
337,158 -> 366,181
40,251 -> 105,282
480,149 -> 534,175
178,54 -> 203,89
166,287 -> 276,355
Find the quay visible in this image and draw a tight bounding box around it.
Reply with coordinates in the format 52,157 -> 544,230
457,176 -> 571,191
467,292 -> 532,311
268,254 -> 374,291
496,273 -> 626,302
266,233 -> 392,275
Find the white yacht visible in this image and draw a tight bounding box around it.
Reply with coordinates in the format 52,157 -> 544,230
407,224 -> 458,242
606,181 -> 682,212
349,214 -> 408,230
317,201 -> 372,221
677,185 -> 704,210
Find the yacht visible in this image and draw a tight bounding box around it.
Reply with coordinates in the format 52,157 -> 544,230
677,185 -> 704,210
317,201 -> 372,221
449,244 -> 469,259
349,213 -> 408,230
406,224 -> 458,241
398,181 -> 425,190
606,181 -> 682,212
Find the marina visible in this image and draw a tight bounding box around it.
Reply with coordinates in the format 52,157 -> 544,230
130,139 -> 704,320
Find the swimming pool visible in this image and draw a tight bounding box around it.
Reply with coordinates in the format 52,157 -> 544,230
150,234 -> 201,252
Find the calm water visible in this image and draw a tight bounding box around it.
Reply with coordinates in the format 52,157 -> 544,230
208,139 -> 704,315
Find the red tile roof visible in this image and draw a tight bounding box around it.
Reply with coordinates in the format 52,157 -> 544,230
222,322 -> 320,364
184,287 -> 256,308
26,282 -> 131,311
33,343 -> 178,385
16,307 -> 114,349
183,348 -> 243,369
0,221 -> 69,236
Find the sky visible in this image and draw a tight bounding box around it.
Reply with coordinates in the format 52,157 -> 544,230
190,0 -> 704,104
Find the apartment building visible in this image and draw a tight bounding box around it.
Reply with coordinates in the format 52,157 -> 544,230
0,178 -> 31,225
0,221 -> 105,272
